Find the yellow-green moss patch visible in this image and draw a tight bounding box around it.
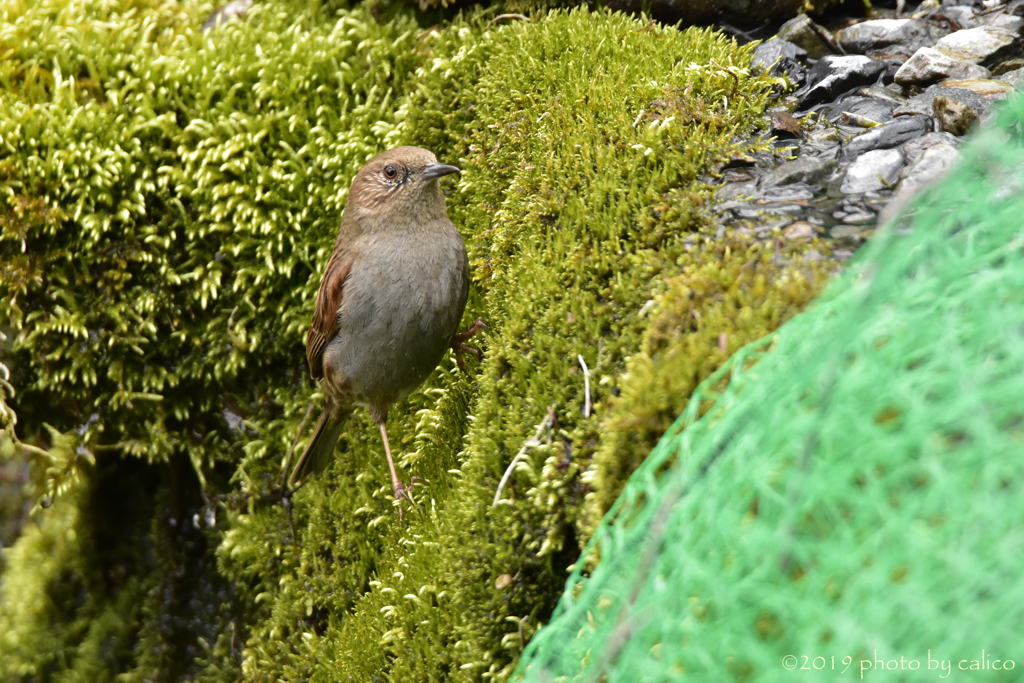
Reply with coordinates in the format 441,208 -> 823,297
0,1 -> 837,680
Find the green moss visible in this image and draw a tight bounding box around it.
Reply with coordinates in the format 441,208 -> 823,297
581,232 -> 838,535
0,0 -> 836,680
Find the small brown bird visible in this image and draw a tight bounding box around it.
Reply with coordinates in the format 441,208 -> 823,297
288,146 -> 483,504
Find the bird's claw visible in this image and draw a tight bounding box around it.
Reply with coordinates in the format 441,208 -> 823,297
451,318 -> 488,373
454,317 -> 488,342
393,479 -> 411,502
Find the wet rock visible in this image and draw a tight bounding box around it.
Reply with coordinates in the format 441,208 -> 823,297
607,0 -> 819,27
987,13 -> 1024,33
901,145 -> 960,183
827,95 -> 897,124
933,27 -> 1019,67
857,85 -> 908,105
758,184 -> 818,202
993,58 -> 1024,76
761,157 -> 840,187
798,56 -> 890,110
942,4 -> 1024,32
840,149 -> 905,193
778,14 -> 835,59
901,132 -> 960,162
830,224 -> 874,242
753,39 -> 808,84
995,66 -> 1024,85
716,182 -> 758,202
705,0 -> 1024,259
892,84 -> 992,119
836,19 -> 937,55
937,6 -> 982,30
895,47 -> 991,85
877,144 -> 961,225
770,111 -> 802,137
801,126 -> 843,157
939,77 -> 1016,99
933,95 -> 978,134
840,115 -> 931,161
835,206 -> 877,224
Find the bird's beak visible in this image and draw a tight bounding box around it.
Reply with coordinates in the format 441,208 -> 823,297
421,162 -> 461,180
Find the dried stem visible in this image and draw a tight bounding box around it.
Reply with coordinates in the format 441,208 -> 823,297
578,354 -> 592,418
493,405 -> 555,507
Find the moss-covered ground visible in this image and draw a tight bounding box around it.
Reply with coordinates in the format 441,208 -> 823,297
0,0 -> 839,679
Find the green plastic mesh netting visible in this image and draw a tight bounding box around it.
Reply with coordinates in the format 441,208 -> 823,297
512,95 -> 1024,682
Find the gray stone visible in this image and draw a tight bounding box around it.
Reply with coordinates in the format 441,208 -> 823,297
752,39 -> 808,80
761,157 -> 840,187
938,6 -> 981,29
830,225 -> 873,243
892,84 -> 992,118
752,40 -> 807,84
759,184 -> 818,202
840,210 -> 878,225
715,181 -> 758,200
841,149 -> 905,193
828,96 -> 896,125
798,56 -> 890,110
902,132 -> 961,165
993,58 -> 1024,76
605,0 -> 815,28
856,85 -> 908,105
938,4 -> 1024,32
938,78 -> 1016,99
934,27 -> 1019,67
986,13 -> 1024,32
836,19 -> 936,54
895,47 -> 991,85
877,144 -> 961,225
777,14 -> 836,60
840,115 -> 932,161
996,67 -> 1024,87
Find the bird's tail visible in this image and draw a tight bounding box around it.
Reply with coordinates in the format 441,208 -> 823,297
288,405 -> 350,488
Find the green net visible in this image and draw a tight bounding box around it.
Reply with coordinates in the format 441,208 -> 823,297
513,95 -> 1024,682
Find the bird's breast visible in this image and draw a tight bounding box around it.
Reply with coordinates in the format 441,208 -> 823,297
323,223 -> 469,408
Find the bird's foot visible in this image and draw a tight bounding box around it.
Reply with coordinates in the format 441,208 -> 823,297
392,478 -> 417,521
393,479 -> 412,502
454,317 -> 487,342
451,318 -> 488,373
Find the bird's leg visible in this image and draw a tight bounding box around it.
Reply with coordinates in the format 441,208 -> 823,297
376,417 -> 410,512
451,317 -> 488,372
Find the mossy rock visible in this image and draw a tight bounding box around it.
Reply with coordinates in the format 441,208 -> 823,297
0,0 -> 839,680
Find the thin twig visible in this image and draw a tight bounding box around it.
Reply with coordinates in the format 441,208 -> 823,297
493,405 -> 556,507
578,354 -> 592,418
486,13 -> 530,29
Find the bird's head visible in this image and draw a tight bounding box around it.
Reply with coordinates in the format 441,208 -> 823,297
346,146 -> 460,224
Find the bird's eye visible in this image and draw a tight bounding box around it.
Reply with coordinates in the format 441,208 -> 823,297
383,165 -> 398,180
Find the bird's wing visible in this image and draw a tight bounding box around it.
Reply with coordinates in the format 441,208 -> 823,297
307,247 -> 354,380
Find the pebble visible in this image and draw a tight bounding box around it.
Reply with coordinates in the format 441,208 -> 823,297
840,149 -> 905,193
895,47 -> 991,85
933,26 -> 1019,67
706,0 -> 1024,263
